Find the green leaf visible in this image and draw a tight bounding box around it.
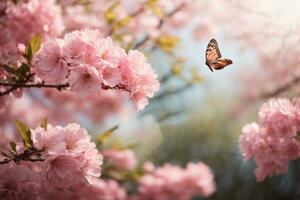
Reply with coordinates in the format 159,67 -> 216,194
30,35 -> 42,55
25,35 -> 41,61
96,125 -> 119,145
9,141 -> 17,154
15,120 -> 32,149
40,118 -> 48,130
15,63 -> 30,80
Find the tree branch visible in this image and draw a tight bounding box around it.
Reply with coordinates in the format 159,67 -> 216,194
0,148 -> 44,165
152,83 -> 192,101
133,3 -> 187,49
259,75 -> 300,99
0,81 -> 131,96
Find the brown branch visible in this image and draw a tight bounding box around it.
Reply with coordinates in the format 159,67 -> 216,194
133,3 -> 187,49
259,75 -> 300,99
0,81 -> 69,96
106,6 -> 145,36
157,110 -> 183,122
0,148 -> 44,165
0,158 -> 14,165
152,83 -> 192,101
0,81 -> 131,96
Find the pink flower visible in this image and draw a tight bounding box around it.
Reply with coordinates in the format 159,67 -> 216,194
133,162 -> 215,200
0,164 -> 41,200
35,39 -> 69,84
120,50 -> 160,110
62,123 -> 91,152
31,126 -> 66,154
98,37 -> 124,68
185,162 -> 216,197
68,66 -> 102,96
240,98 -> 300,181
31,123 -> 103,188
103,149 -> 137,171
42,153 -> 83,190
97,37 -> 125,87
33,29 -> 159,109
239,123 -> 260,161
259,98 -> 298,137
4,0 -> 64,44
79,178 -> 128,200
63,29 -> 102,67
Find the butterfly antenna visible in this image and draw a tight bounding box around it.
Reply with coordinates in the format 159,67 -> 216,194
208,66 -> 213,72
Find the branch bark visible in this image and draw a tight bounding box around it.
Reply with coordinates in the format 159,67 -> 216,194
0,81 -> 131,96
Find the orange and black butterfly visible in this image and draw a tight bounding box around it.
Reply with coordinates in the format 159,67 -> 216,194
205,39 -> 232,72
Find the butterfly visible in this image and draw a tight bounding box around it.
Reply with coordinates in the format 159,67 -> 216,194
205,39 -> 233,72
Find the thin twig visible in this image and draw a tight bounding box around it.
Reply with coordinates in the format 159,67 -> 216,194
152,83 -> 192,101
0,158 -> 14,165
133,3 -> 187,49
106,6 -> 145,36
159,72 -> 172,85
0,81 -> 131,96
157,110 -> 183,122
259,75 -> 300,99
0,148 -> 44,165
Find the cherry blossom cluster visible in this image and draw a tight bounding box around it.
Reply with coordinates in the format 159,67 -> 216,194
0,0 -> 64,66
239,98 -> 300,181
0,165 -> 128,200
132,162 -> 216,200
61,0 -> 199,36
0,123 -> 103,199
34,29 -> 159,110
103,149 -> 137,171
31,123 -> 103,189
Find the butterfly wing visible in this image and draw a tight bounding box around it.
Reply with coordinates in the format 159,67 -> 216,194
206,39 -> 221,62
209,59 -> 233,70
205,39 -> 222,72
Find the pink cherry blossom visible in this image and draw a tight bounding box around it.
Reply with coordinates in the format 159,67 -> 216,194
33,29 -> 159,110
120,50 -> 160,110
31,126 -> 66,154
0,164 -> 41,200
34,39 -> 69,84
78,178 -> 128,200
68,66 -> 102,96
133,162 -> 215,200
259,98 -> 298,137
63,29 -> 102,67
103,149 -> 137,171
31,123 -> 103,188
42,153 -> 83,190
4,0 -> 64,44
240,98 -> 300,181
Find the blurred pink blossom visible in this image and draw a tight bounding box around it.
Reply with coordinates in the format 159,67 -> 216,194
103,149 -> 137,171
0,0 -> 64,66
0,164 -> 41,200
240,98 -> 300,181
78,178 -> 128,200
133,162 -> 215,200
